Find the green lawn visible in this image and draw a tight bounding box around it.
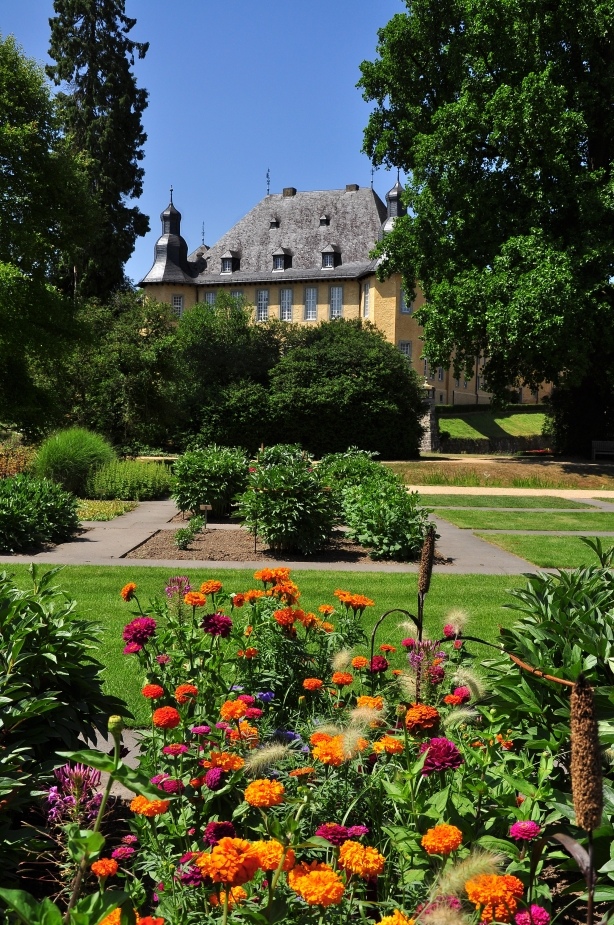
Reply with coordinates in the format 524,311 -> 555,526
419,494 -> 591,510
438,411 -> 545,441
474,533 -> 611,569
435,510 -> 614,531
4,564 -> 520,726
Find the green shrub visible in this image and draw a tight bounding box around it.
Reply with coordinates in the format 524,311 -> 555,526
257,443 -> 308,467
237,460 -> 335,554
85,459 -> 172,500
0,474 -> 79,552
0,566 -> 127,874
318,447 -> 398,513
342,481 -> 432,560
33,427 -> 115,496
173,445 -> 248,515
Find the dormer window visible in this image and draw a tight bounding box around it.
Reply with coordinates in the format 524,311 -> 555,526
220,250 -> 240,274
272,247 -> 292,271
320,214 -> 330,226
321,244 -> 340,269
270,217 -> 280,229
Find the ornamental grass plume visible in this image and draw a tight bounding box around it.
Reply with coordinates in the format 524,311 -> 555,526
243,744 -> 289,776
397,672 -> 418,701
442,707 -> 478,730
433,849 -> 503,897
418,526 -> 436,595
443,609 -> 469,636
331,649 -> 353,671
341,728 -> 369,758
349,706 -> 385,728
418,904 -> 468,925
571,673 -> 603,832
452,667 -> 487,701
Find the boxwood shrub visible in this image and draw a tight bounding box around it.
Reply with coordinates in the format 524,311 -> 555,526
0,474 -> 79,552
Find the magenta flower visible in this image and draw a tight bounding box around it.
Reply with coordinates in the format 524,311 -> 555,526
347,825 -> 369,838
443,624 -> 456,638
453,686 -> 471,703
419,737 -> 463,776
245,707 -> 263,719
122,617 -> 157,646
160,777 -> 185,794
428,665 -> 445,685
509,820 -> 542,841
314,823 -> 349,846
368,655 -> 389,673
122,834 -> 138,845
111,845 -> 135,861
515,907 -> 550,925
165,576 -> 191,598
204,768 -> 225,791
123,642 -> 142,654
191,725 -> 211,735
401,637 -> 416,648
162,743 -> 189,756
453,639 -> 463,649
237,694 -> 255,705
203,820 -> 236,846
156,654 -> 171,665
202,612 -> 233,637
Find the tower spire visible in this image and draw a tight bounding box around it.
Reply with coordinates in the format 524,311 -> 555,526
170,184 -> 173,204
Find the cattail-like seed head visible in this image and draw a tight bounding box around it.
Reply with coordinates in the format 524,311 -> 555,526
244,744 -> 289,776
331,649 -> 352,671
570,673 -> 603,832
418,526 -> 436,595
434,850 -> 503,897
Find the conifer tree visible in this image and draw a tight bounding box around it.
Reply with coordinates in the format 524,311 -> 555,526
47,0 -> 150,297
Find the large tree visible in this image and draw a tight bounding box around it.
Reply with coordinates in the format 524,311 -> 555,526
47,0 -> 149,298
359,1 -> 614,454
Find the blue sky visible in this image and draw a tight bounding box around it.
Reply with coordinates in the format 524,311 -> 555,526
3,1 -> 404,285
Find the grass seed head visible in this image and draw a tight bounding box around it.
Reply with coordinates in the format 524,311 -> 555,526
331,649 -> 353,671
244,744 -> 289,776
434,850 -> 503,897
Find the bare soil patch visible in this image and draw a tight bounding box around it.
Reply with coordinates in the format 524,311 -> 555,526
126,526 -> 450,565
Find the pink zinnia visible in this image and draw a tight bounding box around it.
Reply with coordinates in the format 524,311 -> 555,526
245,707 -> 263,719
162,743 -> 189,756
401,637 -> 415,648
443,624 -> 456,638
123,643 -> 142,654
122,617 -> 157,645
315,823 -> 349,846
453,686 -> 471,703
160,777 -> 185,794
111,845 -> 135,861
237,694 -> 255,705
419,737 -> 463,775
509,820 -> 541,841
369,655 -> 389,673
515,907 -> 550,925
203,820 -> 235,845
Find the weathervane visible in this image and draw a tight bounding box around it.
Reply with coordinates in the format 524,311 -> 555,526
371,166 -> 375,189
201,222 -> 205,246
266,168 -> 270,196
169,184 -> 173,204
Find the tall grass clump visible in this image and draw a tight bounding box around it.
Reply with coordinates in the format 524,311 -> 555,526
86,460 -> 172,501
33,428 -> 115,497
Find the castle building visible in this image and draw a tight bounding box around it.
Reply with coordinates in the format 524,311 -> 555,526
139,183 -> 548,405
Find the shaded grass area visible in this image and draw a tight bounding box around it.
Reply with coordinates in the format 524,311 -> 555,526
474,533 -> 610,569
4,564 -> 519,726
419,494 -> 591,510
435,510 -> 614,531
438,412 -> 546,441
77,500 -> 138,521
388,460 -> 614,490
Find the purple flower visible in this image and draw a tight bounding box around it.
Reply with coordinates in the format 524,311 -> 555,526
191,725 -> 211,735
122,617 -> 157,646
257,691 -> 275,703
151,773 -> 169,788
510,820 -> 542,841
123,643 -> 142,654
275,730 -> 301,743
347,825 -> 369,838
156,654 -> 171,665
122,835 -> 138,845
203,820 -> 236,846
111,845 -> 135,861
419,737 -> 464,776
315,823 -> 349,846
202,612 -> 233,637
204,768 -> 225,791
515,907 -> 550,925
165,576 -> 192,598
368,656 -> 389,673
46,763 -> 102,825
177,865 -> 205,887
160,777 -> 185,794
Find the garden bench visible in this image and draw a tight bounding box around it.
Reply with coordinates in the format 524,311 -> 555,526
591,440 -> 614,460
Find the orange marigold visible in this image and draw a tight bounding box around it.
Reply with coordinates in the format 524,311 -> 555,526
243,647 -> 258,659
312,738 -> 345,766
465,874 -> 524,923
204,751 -> 245,772
443,694 -> 463,706
352,656 -> 369,669
392,669 -> 403,677
142,684 -> 164,699
232,594 -> 246,608
379,644 -> 397,652
244,779 -> 284,807
220,700 -> 248,721
270,581 -> 300,605
303,678 -> 324,691
356,695 -> 383,710
373,735 -> 404,755
252,839 -> 296,871
405,703 -> 440,734
152,706 -> 181,729
310,730 -> 332,745
320,621 -> 334,633
91,858 -> 118,877
318,604 -> 335,615
254,568 -> 276,584
379,912 -> 415,925
201,580 -> 223,595
227,721 -> 259,747
289,766 -> 316,777
296,609 -> 318,628
287,861 -> 344,906
243,589 -> 265,603
338,840 -> 385,879
496,733 -> 514,750
196,837 -> 260,886
130,796 -> 170,817
138,918 -> 165,925
331,672 -> 353,687
421,823 -> 463,855
244,625 -> 253,636
273,607 -> 296,627
209,887 -> 247,908
120,583 -> 137,602
175,683 -> 198,704
184,591 -> 207,607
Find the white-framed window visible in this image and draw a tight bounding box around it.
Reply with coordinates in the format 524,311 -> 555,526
203,291 -> 216,305
363,281 -> 370,318
398,340 -> 412,360
256,289 -> 269,322
304,286 -> 317,321
400,289 -> 412,314
280,288 -> 293,321
322,252 -> 335,269
273,254 -> 285,271
329,285 -> 343,319
172,294 -> 184,317
231,290 -> 243,300
438,367 -> 444,381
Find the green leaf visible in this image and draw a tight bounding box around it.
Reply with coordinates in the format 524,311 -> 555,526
66,828 -> 105,863
57,749 -> 116,774
71,891 -> 129,925
0,889 -> 62,925
476,836 -> 520,860
113,764 -> 175,800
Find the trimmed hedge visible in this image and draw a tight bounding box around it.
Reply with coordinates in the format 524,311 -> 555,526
0,474 -> 79,552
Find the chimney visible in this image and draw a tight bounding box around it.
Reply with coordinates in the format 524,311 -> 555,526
282,187 -> 297,197
345,184 -> 359,191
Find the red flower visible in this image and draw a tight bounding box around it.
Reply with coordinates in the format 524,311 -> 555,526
153,706 -> 181,729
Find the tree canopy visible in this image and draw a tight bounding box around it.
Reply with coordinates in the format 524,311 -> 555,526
359,1 -> 614,452
47,0 -> 149,297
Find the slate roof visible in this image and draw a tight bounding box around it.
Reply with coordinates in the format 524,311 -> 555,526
140,185 -> 390,287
